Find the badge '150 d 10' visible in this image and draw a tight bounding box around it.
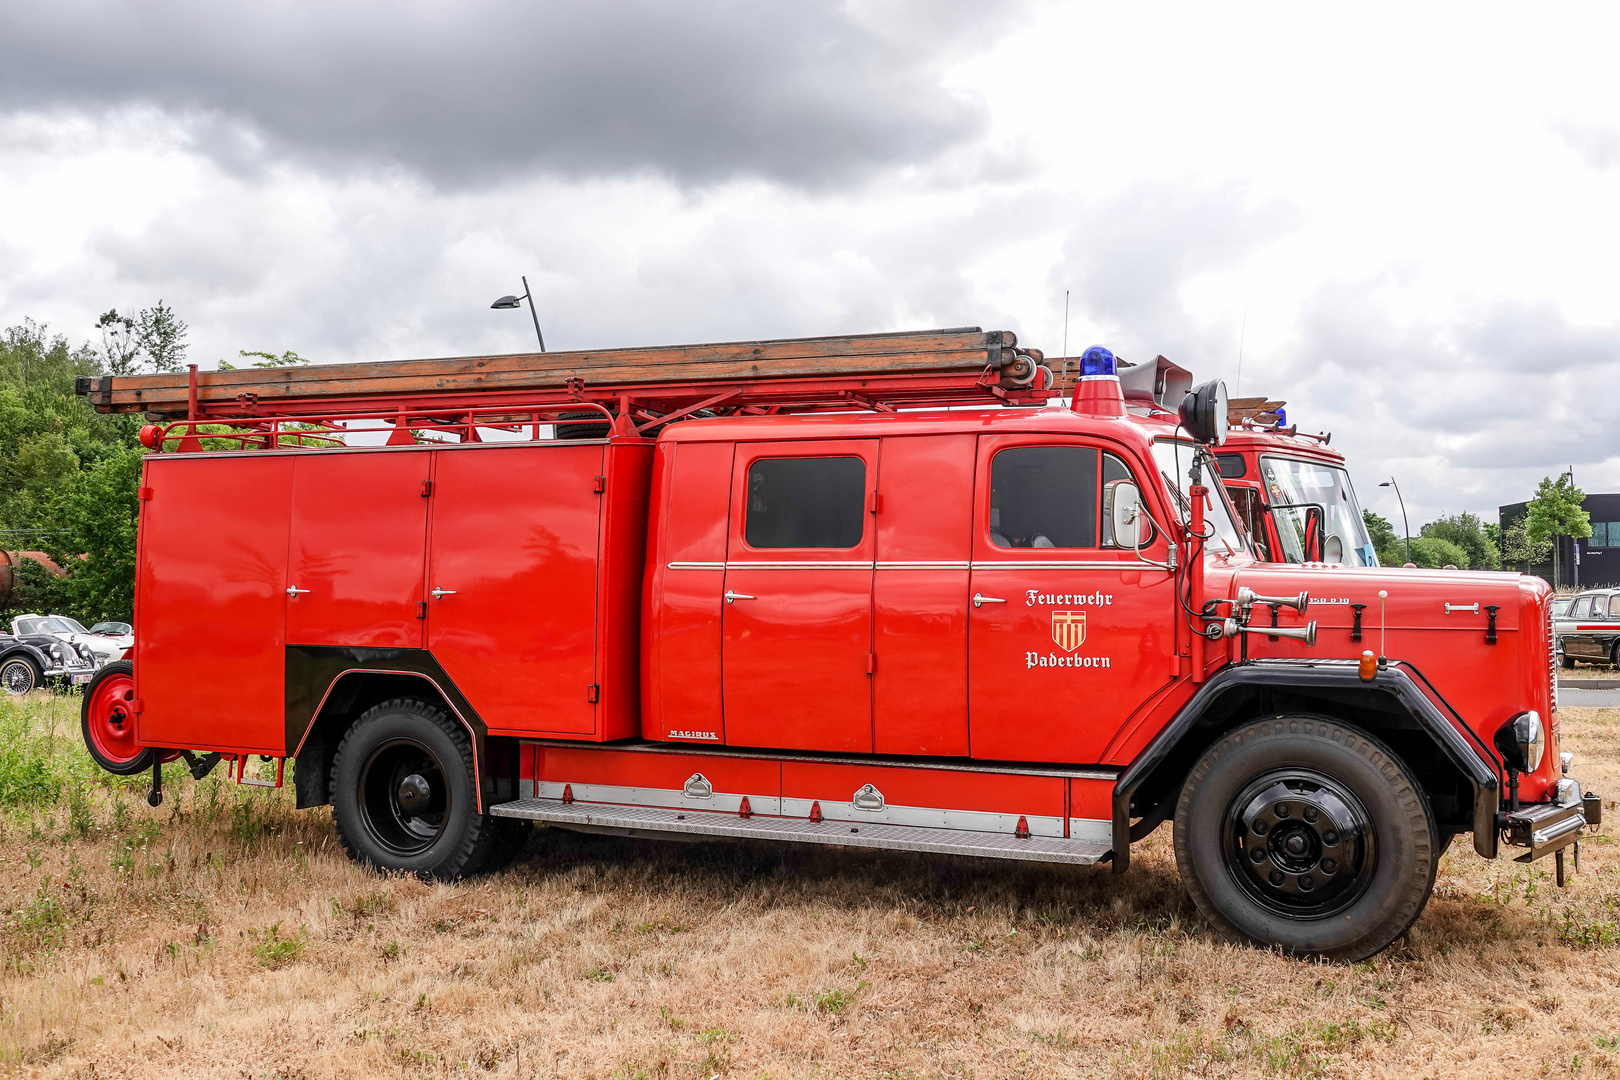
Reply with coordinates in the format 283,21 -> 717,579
73,328 -> 1598,962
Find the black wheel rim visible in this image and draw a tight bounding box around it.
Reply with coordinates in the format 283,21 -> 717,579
358,738 -> 451,857
2,661 -> 33,695
1222,769 -> 1377,920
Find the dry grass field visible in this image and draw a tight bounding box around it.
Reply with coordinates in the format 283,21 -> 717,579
2,692 -> 1618,1080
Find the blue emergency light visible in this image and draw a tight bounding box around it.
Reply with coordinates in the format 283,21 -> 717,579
1274,407 -> 1287,426
1079,345 -> 1116,377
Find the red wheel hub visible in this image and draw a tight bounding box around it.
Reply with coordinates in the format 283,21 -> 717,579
86,672 -> 144,766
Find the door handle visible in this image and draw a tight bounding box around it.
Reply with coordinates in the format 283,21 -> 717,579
972,593 -> 1005,608
432,587 -> 457,599
286,586 -> 310,597
724,590 -> 754,604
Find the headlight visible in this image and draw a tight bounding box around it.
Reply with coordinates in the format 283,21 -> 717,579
1494,710 -> 1546,774
49,644 -> 64,659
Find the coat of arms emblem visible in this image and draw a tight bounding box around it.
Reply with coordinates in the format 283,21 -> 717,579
1051,610 -> 1086,652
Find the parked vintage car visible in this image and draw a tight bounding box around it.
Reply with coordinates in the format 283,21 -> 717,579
0,621 -> 98,694
1554,590 -> 1620,669
10,614 -> 130,667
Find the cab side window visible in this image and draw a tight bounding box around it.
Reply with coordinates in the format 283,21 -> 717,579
745,457 -> 865,548
989,446 -> 1098,548
1593,596 -> 1611,621
1609,595 -> 1620,619
1573,596 -> 1594,619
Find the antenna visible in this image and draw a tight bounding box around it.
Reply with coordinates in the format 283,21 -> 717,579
1062,289 -> 1070,361
1234,304 -> 1247,397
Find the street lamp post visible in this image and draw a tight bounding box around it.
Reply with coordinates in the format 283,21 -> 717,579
490,275 -> 546,352
1379,479 -> 1410,565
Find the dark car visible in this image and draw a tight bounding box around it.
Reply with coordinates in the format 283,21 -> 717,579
0,626 -> 97,695
1556,589 -> 1620,668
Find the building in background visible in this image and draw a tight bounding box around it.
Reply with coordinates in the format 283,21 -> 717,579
1500,494 -> 1620,589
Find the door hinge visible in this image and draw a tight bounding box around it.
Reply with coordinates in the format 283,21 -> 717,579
137,486 -> 154,501
417,601 -> 427,620
587,684 -> 600,703
593,475 -> 606,493
131,698 -> 144,713
867,491 -> 881,514
866,653 -> 876,674
420,480 -> 432,497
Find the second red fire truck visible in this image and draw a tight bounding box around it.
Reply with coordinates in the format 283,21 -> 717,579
75,329 -> 1597,961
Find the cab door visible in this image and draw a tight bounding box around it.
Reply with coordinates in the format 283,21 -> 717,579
721,441 -> 877,753
967,436 -> 1178,763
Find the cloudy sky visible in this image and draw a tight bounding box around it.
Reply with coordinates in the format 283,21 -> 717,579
3,1 -> 1619,528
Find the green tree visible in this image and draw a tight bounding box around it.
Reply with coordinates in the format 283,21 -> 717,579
1363,509 -> 1403,566
97,302 -> 189,374
1500,513 -> 1552,569
219,349 -> 310,370
1406,535 -> 1471,569
1420,512 -> 1501,571
1524,473 -> 1591,586
44,446 -> 144,622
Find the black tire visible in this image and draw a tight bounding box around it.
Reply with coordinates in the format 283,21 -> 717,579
476,817 -> 533,874
331,698 -> 500,881
1610,641 -> 1619,670
1,655 -> 42,696
1561,645 -> 1575,669
1173,714 -> 1437,962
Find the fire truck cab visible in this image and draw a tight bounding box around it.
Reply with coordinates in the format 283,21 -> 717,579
76,330 -> 1598,961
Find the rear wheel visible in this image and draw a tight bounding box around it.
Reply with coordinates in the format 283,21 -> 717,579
331,698 -> 499,880
2,655 -> 41,696
80,661 -> 160,775
1173,714 -> 1436,961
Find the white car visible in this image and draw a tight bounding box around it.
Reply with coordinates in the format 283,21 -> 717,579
10,614 -> 129,667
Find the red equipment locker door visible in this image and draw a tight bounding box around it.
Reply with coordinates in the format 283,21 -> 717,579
135,454 -> 295,754
967,434 -> 1177,763
721,440 -> 877,753
426,443 -> 603,735
285,449 -> 431,648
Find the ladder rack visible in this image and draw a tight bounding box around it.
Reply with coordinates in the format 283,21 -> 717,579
78,328 -> 1056,427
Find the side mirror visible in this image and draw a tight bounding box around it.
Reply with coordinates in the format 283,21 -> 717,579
1304,506 -> 1325,561
1108,480 -> 1152,550
1177,379 -> 1229,446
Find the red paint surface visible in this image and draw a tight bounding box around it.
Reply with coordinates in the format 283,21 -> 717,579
286,450 -> 430,648
721,439 -> 877,753
136,454 -> 294,753
872,434 -> 973,756
428,443 -> 603,736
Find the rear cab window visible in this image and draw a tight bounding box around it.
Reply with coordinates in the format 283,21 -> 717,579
745,456 -> 866,549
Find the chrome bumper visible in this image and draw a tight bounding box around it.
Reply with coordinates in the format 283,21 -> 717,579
1501,780 -> 1600,863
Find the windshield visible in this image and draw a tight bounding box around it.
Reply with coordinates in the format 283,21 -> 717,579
35,617 -> 75,634
1150,440 -> 1249,557
1258,455 -> 1378,566
55,617 -> 88,633
1552,598 -> 1573,617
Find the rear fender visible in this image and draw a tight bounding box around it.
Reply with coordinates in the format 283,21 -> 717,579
1111,659 -> 1501,873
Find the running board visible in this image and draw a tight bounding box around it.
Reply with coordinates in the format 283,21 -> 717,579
489,798 -> 1113,865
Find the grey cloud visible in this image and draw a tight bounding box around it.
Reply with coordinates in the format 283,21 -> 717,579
0,1 -> 1020,190
1049,180 -> 1303,365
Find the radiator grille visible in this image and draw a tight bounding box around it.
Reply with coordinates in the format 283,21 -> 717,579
1548,602 -> 1560,738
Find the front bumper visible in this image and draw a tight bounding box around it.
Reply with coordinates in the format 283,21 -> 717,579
1501,780 -> 1601,862
42,663 -> 96,686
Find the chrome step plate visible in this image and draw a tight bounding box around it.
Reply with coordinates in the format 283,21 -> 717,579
490,798 -> 1111,865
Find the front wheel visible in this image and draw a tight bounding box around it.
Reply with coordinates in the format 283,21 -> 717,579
331,698 -> 500,880
2,655 -> 42,696
1173,715 -> 1436,961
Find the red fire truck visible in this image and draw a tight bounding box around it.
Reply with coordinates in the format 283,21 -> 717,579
75,329 -> 1597,960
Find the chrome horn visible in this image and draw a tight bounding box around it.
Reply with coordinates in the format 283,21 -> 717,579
1236,586 -> 1309,615
1215,618 -> 1319,647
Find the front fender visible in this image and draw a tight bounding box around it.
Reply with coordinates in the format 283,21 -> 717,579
1110,658 -> 1501,873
